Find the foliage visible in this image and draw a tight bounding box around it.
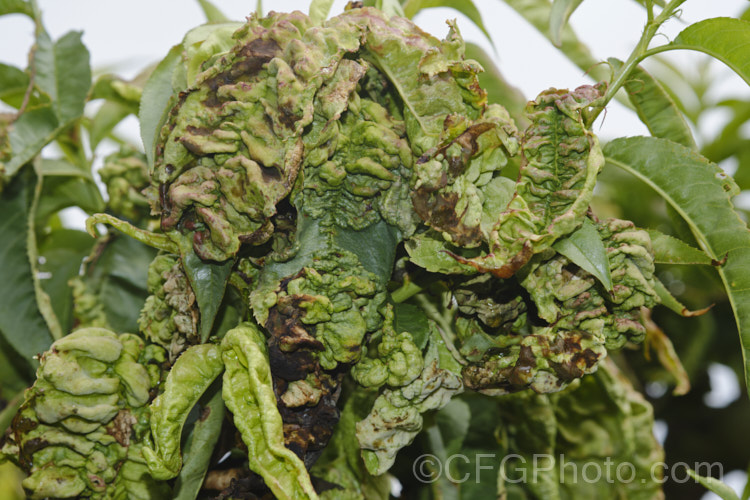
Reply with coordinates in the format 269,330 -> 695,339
0,0 -> 749,499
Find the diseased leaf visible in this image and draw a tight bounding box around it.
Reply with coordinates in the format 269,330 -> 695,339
180,245 -> 234,342
646,228 -> 712,265
672,18 -> 750,87
464,42 -> 527,124
643,309 -> 690,395
173,381 -> 225,500
609,58 -> 697,149
549,0 -> 583,47
309,0 -> 335,24
196,0 -> 229,22
139,44 -> 182,169
0,167 -> 54,365
34,30 -> 91,124
553,217 -> 613,291
403,0 -> 490,40
688,468 -> 741,500
605,136 -> 750,397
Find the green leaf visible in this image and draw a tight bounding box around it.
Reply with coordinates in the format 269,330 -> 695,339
140,44 -> 182,169
549,0 -> 583,47
34,30 -> 91,124
196,0 -> 229,22
403,0 -> 490,41
309,0 -> 335,24
0,0 -> 34,18
687,468 -> 741,500
464,42 -> 527,125
646,228 -> 712,265
181,246 -> 234,343
393,302 -> 430,349
0,63 -> 30,108
552,218 -> 613,291
173,381 -> 225,500
672,18 -> 750,87
89,100 -> 133,150
6,106 -> 57,177
502,0 -> 609,82
609,58 -> 697,150
653,278 -> 712,318
0,167 -> 54,365
35,174 -> 105,230
38,230 -> 94,334
604,136 -> 750,397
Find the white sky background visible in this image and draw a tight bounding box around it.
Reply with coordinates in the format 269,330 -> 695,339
0,0 -> 748,145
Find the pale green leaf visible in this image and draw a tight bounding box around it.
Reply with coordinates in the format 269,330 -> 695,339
403,0 -> 490,40
549,0 -> 583,47
196,0 -> 229,22
0,167 -> 55,366
0,0 -> 34,18
139,44 -> 182,169
687,468 -> 741,500
646,228 -> 712,265
653,278 -> 712,318
553,218 -> 613,291
672,18 -> 750,87
34,30 -> 91,124
0,63 -> 30,108
464,42 -> 527,124
605,136 -> 750,397
309,0 -> 335,25
609,58 -> 696,149
89,100 -> 132,150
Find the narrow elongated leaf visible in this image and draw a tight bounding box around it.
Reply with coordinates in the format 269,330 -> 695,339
181,246 -> 234,342
653,278 -> 712,318
34,30 -> 91,124
173,381 -> 225,500
646,229 -> 712,265
89,100 -> 132,150
605,136 -> 750,396
196,0 -> 229,22
643,310 -> 690,395
403,0 -> 490,40
553,217 -> 612,290
309,0 -> 335,24
688,469 -> 741,500
549,0 -> 583,47
672,18 -> 750,87
139,44 -> 182,169
609,58 -> 696,149
0,167 -> 54,365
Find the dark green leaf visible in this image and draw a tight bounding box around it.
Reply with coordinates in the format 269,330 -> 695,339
609,57 -> 697,150
89,101 -> 133,150
0,0 -> 34,18
35,174 -> 105,230
553,218 -> 613,290
393,302 -> 430,349
34,30 -> 91,124
0,167 -> 54,365
140,44 -> 182,169
434,399 -> 471,458
549,0 -> 583,47
196,0 -> 229,22
403,0 -> 490,40
687,468 -> 741,500
646,228 -> 712,265
0,392 -> 24,435
38,229 -> 94,334
605,136 -> 750,397
464,42 -> 527,125
173,381 -> 225,500
309,0 -> 335,24
672,18 -> 750,87
181,246 -> 234,342
0,63 -> 30,108
333,219 -> 402,285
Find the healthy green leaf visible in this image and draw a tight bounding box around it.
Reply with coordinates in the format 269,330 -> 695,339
672,18 -> 750,87
89,101 -> 133,150
653,278 -> 712,318
0,63 -> 30,108
196,0 -> 229,22
309,0 -> 335,24
0,167 -> 54,365
35,174 -> 105,230
0,0 -> 34,18
605,136 -> 750,397
172,381 -> 225,500
393,301 -> 431,350
139,44 -> 182,169
549,0 -> 583,47
403,0 -> 490,40
6,106 -> 58,177
553,217 -> 613,291
609,57 -> 697,149
646,228 -> 712,265
181,246 -> 234,342
687,468 -> 741,500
